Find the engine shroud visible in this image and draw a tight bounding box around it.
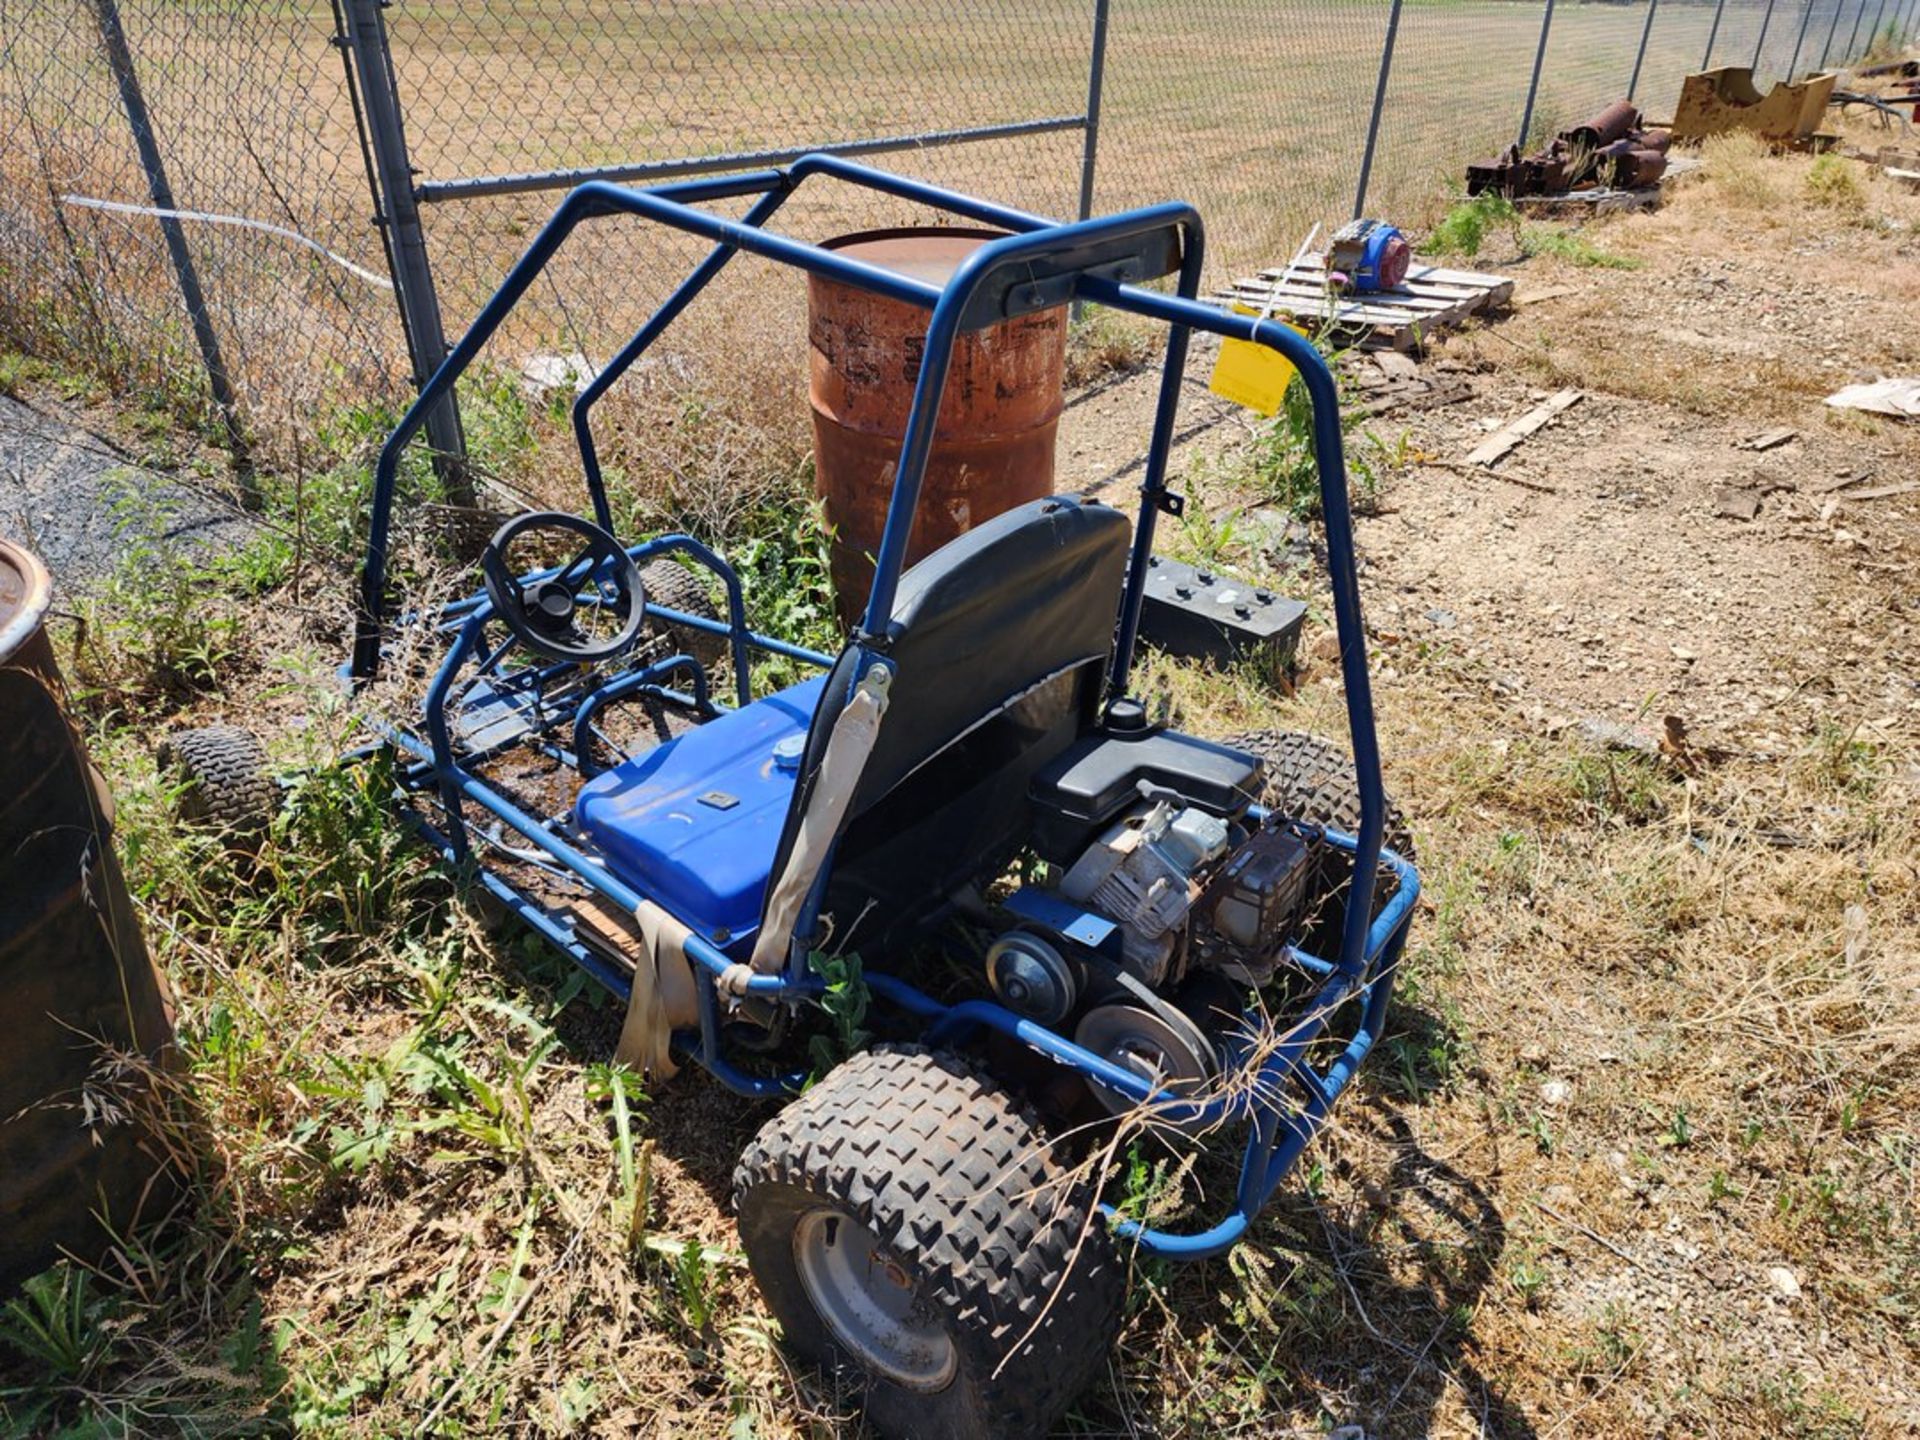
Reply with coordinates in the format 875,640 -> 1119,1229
1020,717 -> 1321,1003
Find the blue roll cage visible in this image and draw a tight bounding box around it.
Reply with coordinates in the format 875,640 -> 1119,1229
351,156 -> 1418,1260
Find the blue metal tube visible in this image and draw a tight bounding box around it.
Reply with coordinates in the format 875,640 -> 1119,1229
867,836 -> 1417,1259
432,532 -> 829,701
404,796 -> 808,1099
788,152 -> 1055,232
354,171 -> 951,679
360,156 -> 1204,678
685,967 -> 810,1096
353,154 -> 1419,1256
1105,232 -> 1205,702
573,185 -> 796,531
386,707 -> 818,1000
391,168 -> 1393,992
408,789 -> 806,1099
398,806 -> 634,1000
570,655 -> 708,776
1075,279 -> 1390,978
852,202 -> 1202,637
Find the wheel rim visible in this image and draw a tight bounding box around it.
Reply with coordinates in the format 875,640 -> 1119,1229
791,1208 -> 957,1392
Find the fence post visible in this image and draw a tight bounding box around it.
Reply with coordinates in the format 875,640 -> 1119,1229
1075,0 -> 1110,224
1787,0 -> 1820,73
1844,0 -> 1871,56
1864,0 -> 1891,53
87,0 -> 253,493
1352,0 -> 1404,219
1703,0 -> 1729,65
1628,0 -> 1660,100
1516,0 -> 1557,152
1752,0 -> 1780,69
336,0 -> 472,505
1820,0 -> 1851,64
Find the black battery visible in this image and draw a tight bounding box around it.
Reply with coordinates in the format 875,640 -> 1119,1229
1138,554 -> 1307,679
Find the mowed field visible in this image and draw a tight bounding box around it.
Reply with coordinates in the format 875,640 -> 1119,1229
0,0 -> 1830,436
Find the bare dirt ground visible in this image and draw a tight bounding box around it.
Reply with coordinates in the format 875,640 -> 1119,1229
1054,123 -> 1920,1436
1061,137 -> 1920,758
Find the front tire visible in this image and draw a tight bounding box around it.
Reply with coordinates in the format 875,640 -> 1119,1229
157,725 -> 275,841
734,1047 -> 1122,1440
639,559 -> 726,668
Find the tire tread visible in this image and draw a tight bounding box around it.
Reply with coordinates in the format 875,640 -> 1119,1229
734,1047 -> 1122,1440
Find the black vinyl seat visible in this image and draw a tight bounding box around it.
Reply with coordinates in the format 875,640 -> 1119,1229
772,495 -> 1131,951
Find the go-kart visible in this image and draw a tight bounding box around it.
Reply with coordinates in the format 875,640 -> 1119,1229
317,156 -> 1417,1438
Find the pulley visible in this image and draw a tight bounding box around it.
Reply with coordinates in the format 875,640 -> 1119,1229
1073,1000 -> 1220,1129
985,930 -> 1078,1024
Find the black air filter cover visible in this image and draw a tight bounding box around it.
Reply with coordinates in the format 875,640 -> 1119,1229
1029,727 -> 1261,862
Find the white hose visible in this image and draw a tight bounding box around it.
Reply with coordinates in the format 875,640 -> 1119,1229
59,194 -> 395,289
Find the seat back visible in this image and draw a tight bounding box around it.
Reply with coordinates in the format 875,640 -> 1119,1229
771,495 -> 1131,950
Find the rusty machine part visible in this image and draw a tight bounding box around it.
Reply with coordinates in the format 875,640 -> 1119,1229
1854,58 -> 1919,80
1669,66 -> 1838,148
807,227 -> 1068,627
1468,100 -> 1679,198
1,539 -> 178,1292
1594,138 -> 1671,189
1565,98 -> 1640,151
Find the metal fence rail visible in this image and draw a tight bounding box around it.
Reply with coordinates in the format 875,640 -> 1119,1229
0,0 -> 1913,478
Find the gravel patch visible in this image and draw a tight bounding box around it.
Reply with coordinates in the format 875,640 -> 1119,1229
0,394 -> 255,592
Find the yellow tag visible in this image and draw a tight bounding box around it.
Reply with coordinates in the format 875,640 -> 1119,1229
1208,314 -> 1304,417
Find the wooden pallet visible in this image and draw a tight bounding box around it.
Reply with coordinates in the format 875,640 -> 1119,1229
1212,254 -> 1515,353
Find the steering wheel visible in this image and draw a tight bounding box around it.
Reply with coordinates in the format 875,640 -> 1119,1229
479,511 -> 646,663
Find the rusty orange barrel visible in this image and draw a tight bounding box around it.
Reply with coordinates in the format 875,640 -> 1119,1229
808,227 -> 1068,625
1,539 -> 177,1291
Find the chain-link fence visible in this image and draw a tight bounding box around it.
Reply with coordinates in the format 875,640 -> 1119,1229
2,0 -> 1915,472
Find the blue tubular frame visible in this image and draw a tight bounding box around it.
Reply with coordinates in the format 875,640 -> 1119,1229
354,156 -> 1415,1260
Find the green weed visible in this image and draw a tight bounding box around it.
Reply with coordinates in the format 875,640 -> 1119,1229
65,489 -> 242,714
1423,193 -> 1519,260
806,950 -> 873,1077
733,489 -> 841,676
586,1062 -> 649,1244
0,1267 -> 114,1383
1805,154 -> 1867,214
1566,748 -> 1668,824
1234,367 -> 1392,520
1521,223 -> 1642,269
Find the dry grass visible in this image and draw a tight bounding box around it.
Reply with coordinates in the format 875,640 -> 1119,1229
0,0 -> 1829,476
5,48 -> 1920,1440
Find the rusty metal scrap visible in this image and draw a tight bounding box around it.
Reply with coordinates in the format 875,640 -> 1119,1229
1669,67 -> 1837,148
1467,101 -> 1670,199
